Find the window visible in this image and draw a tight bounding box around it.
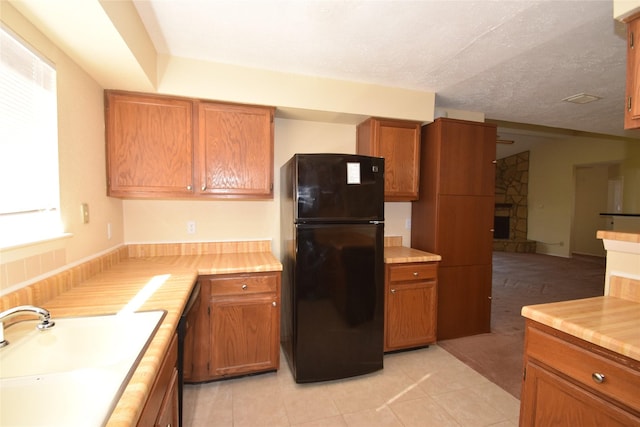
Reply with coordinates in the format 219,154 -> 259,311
0,24 -> 61,248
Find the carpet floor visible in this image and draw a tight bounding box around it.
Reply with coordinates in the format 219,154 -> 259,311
438,251 -> 606,399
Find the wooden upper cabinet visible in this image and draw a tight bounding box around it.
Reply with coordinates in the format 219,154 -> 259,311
625,15 -> 640,129
432,118 -> 496,196
196,102 -> 275,198
105,92 -> 194,197
105,90 -> 275,199
357,118 -> 421,201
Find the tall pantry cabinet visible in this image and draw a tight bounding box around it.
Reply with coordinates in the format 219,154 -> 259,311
411,118 -> 496,340
624,14 -> 640,129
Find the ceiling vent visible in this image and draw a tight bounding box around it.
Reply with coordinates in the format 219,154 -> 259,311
562,93 -> 601,104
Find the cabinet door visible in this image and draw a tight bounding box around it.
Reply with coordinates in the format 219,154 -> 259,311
137,334 -> 178,427
437,119 -> 496,196
520,361 -> 640,427
105,92 -> 194,197
385,280 -> 436,351
436,195 -> 494,267
357,118 -> 421,201
182,290 -> 200,381
209,294 -> 279,378
196,102 -> 274,198
184,280 -> 211,383
437,265 -> 491,340
155,368 -> 179,427
625,17 -> 640,129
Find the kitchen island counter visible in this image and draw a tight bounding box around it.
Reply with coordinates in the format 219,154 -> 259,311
29,248 -> 282,427
521,296 -> 640,362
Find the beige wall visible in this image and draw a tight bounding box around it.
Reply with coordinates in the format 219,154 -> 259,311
621,141 -> 640,213
614,0 -> 640,20
158,56 -> 434,124
572,165 -> 609,257
528,135 -> 627,257
0,3 -> 124,293
123,119 -> 413,259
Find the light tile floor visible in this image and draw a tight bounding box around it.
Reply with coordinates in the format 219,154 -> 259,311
183,345 -> 520,427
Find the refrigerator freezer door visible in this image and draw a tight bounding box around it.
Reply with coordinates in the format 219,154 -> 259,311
294,154 -> 384,222
291,223 -> 384,382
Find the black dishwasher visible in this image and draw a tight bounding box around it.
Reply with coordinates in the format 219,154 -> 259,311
177,281 -> 200,427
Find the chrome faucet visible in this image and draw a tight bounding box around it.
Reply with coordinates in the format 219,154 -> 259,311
0,305 -> 55,348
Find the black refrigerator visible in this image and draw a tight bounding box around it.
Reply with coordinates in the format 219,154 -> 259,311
280,153 -> 385,383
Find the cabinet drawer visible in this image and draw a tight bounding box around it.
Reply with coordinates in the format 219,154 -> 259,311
209,274 -> 278,296
526,324 -> 640,412
388,263 -> 437,283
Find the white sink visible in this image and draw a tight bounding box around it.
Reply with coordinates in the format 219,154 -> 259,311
0,310 -> 165,426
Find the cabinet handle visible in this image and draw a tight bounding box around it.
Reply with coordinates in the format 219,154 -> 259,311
390,289 -> 396,294
201,185 -> 207,191
412,272 -> 419,277
187,185 -> 192,191
242,284 -> 248,290
272,301 -> 277,307
592,372 -> 605,384
490,229 -> 495,232
492,160 -> 497,164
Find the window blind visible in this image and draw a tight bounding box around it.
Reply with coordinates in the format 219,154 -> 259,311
0,24 -> 61,247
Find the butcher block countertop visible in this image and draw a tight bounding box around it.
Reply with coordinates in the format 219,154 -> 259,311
522,296 -> 640,362
522,230 -> 640,362
41,251 -> 282,427
596,230 -> 640,243
384,246 -> 441,263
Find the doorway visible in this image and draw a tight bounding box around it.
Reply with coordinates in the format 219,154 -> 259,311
572,162 -> 621,257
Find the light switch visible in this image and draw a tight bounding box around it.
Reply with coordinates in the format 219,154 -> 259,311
81,203 -> 90,224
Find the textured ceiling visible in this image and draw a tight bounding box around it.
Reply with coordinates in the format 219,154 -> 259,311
133,0 -> 639,141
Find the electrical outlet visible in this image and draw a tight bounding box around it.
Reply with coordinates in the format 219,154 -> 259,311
187,221 -> 196,234
405,218 -> 411,230
107,223 -> 112,240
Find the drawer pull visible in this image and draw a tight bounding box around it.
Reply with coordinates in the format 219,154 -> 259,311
592,372 -> 606,384
390,289 -> 396,294
242,284 -> 248,290
412,272 -> 419,277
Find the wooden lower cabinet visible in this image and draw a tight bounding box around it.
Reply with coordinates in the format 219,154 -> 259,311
138,333 -> 179,427
185,272 -> 281,382
520,321 -> 640,426
384,262 -> 437,352
437,264 -> 492,340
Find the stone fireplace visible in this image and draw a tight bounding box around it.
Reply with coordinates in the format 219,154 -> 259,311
494,203 -> 512,239
494,151 -> 536,253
